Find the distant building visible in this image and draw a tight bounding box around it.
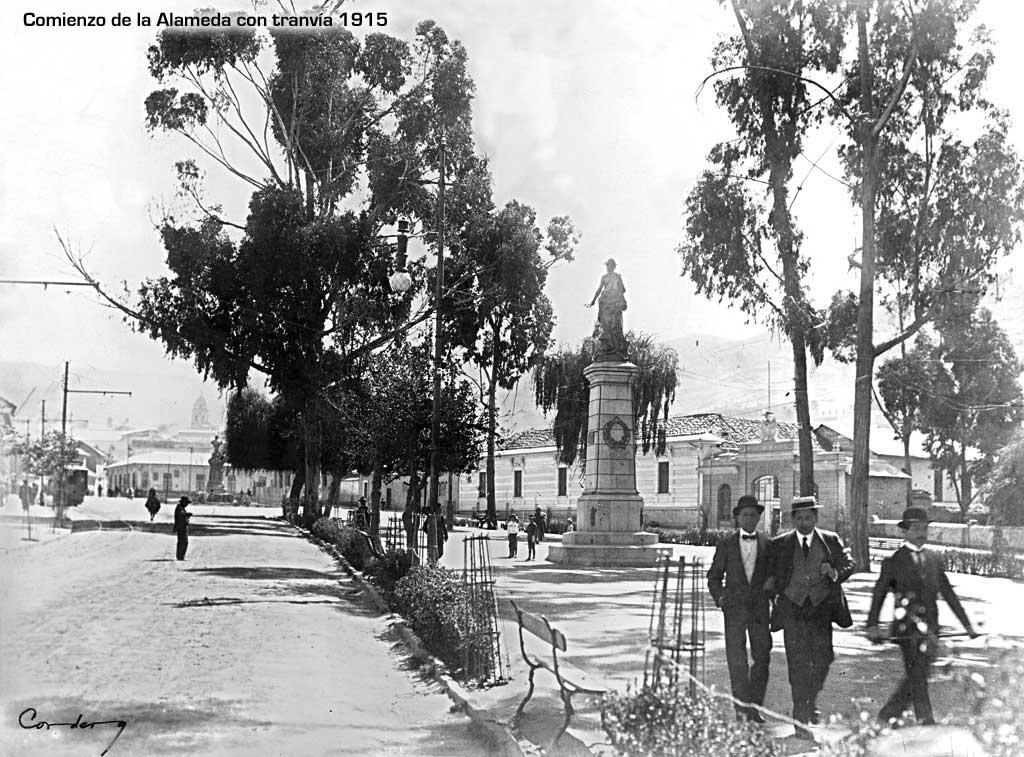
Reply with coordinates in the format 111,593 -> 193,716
451,412 -> 913,532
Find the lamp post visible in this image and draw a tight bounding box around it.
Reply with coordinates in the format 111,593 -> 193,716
389,142 -> 447,564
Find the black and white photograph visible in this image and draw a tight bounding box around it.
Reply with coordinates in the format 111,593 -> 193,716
2,1 -> 1024,755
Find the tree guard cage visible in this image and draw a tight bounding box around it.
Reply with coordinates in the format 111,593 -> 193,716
460,534 -> 510,684
644,556 -> 707,696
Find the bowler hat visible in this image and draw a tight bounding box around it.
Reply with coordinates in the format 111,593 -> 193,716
790,495 -> 820,513
179,496 -> 191,506
898,506 -> 930,529
733,494 -> 763,515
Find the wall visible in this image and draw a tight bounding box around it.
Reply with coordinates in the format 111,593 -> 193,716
871,520 -> 1024,552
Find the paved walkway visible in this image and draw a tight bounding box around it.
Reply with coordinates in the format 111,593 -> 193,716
0,504 -> 483,756
440,528 -> 1024,755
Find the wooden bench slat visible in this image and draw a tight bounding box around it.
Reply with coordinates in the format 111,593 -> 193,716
517,608 -> 567,651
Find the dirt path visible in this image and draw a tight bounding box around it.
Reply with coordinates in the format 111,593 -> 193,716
0,515 -> 484,756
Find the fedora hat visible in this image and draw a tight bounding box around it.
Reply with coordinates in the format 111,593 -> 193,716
179,496 -> 191,506
790,495 -> 820,513
732,494 -> 763,516
898,506 -> 930,529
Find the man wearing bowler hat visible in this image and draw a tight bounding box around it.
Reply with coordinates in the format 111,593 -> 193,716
173,496 -> 193,561
767,495 -> 855,738
866,506 -> 979,725
706,494 -> 774,722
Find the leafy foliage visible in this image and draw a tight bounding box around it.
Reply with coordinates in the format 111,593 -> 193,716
917,310 -> 1024,514
532,332 -> 678,466
986,428 -> 1024,527
600,683 -> 779,757
10,431 -> 81,479
311,516 -> 373,570
645,527 -> 734,548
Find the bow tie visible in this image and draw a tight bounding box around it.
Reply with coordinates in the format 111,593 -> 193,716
741,534 -> 758,541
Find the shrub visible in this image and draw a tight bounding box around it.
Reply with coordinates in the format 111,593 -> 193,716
311,516 -> 373,570
938,547 -> 1024,579
393,565 -> 497,676
363,548 -> 415,601
600,684 -> 779,757
648,527 -> 732,548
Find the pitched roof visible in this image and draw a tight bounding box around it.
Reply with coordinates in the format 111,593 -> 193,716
500,413 -> 800,452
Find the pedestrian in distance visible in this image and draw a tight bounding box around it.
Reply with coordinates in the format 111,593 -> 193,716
507,513 -> 520,558
145,488 -> 161,522
766,495 -> 855,739
525,516 -> 539,561
356,497 -> 370,530
422,506 -> 449,561
173,496 -> 192,560
19,480 -> 32,512
866,506 -> 980,726
533,506 -> 546,542
706,494 -> 773,723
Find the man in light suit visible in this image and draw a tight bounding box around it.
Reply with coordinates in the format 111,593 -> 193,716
768,495 -> 855,738
707,494 -> 773,722
866,506 -> 979,725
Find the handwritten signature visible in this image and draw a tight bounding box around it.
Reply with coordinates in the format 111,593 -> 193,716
19,707 -> 127,756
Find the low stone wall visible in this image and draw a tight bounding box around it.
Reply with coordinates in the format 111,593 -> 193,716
644,505 -> 701,530
872,520 -> 1024,552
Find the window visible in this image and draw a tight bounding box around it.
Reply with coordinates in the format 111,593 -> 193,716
385,488 -> 392,508
753,475 -> 780,511
363,482 -> 369,499
717,484 -> 732,523
934,469 -> 943,501
657,461 -> 670,494
557,467 -> 567,497
478,472 -> 487,498
513,470 -> 523,498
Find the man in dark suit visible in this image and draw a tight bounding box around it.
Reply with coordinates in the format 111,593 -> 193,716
707,494 -> 773,722
866,506 -> 979,725
768,495 -> 855,738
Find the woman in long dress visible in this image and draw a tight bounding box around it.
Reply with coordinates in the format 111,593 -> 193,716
587,258 -> 628,359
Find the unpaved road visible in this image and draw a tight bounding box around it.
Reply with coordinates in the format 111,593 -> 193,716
0,514 -> 485,756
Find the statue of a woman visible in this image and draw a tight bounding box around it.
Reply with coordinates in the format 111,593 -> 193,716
587,258 -> 628,361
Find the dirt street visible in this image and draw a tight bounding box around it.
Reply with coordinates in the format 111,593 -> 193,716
0,513 -> 484,756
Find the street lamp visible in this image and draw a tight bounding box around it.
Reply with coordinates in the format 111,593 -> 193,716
388,219 -> 412,294
389,142 -> 448,564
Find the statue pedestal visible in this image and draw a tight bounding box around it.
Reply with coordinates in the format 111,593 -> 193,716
547,361 -> 670,568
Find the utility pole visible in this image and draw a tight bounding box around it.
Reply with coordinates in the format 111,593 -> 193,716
427,139 -> 447,564
57,361 -> 132,525
39,400 -> 46,507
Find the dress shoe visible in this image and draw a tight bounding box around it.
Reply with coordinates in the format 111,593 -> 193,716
747,711 -> 766,724
809,707 -> 821,725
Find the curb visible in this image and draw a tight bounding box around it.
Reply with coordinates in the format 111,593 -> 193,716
294,523 -> 526,757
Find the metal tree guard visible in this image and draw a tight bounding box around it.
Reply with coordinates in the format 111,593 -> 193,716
644,555 -> 707,696
460,534 -> 510,684
380,512 -> 426,562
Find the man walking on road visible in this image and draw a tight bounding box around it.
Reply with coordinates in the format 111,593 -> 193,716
866,506 -> 979,725
173,496 -> 192,560
706,494 -> 773,722
768,495 -> 855,738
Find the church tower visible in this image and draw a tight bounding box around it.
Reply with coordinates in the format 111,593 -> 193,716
191,395 -> 210,429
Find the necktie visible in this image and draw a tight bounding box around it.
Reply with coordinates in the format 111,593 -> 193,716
801,537 -> 810,557
742,534 -> 757,541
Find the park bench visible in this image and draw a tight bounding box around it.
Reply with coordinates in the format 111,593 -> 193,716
509,599 -> 610,744
869,536 -> 904,560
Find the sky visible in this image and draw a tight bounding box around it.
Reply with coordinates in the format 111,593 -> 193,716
1,0 -> 1023,434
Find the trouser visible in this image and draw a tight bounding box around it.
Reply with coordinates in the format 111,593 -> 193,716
176,532 -> 188,560
508,533 -> 518,556
723,611 -> 772,717
527,539 -> 536,559
879,635 -> 936,724
780,597 -> 834,722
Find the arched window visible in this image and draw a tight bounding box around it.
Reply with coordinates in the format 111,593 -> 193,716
717,484 -> 732,524
752,475 -> 780,511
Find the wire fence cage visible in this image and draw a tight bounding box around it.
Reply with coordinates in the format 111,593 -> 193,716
381,513 -> 426,562
644,555 -> 707,696
460,534 -> 511,685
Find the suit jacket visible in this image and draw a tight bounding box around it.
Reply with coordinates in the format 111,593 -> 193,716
707,531 -> 772,620
173,507 -> 191,534
769,528 -> 855,628
866,546 -> 972,638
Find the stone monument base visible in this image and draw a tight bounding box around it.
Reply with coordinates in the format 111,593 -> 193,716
547,530 -> 671,567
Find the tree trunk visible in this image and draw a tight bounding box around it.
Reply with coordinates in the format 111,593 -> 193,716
849,7 -> 877,571
486,339 -> 499,527
324,473 -> 340,519
767,145 -> 815,497
959,453 -> 971,519
370,463 -> 383,537
902,433 -> 913,508
287,468 -> 305,522
302,394 -> 322,527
